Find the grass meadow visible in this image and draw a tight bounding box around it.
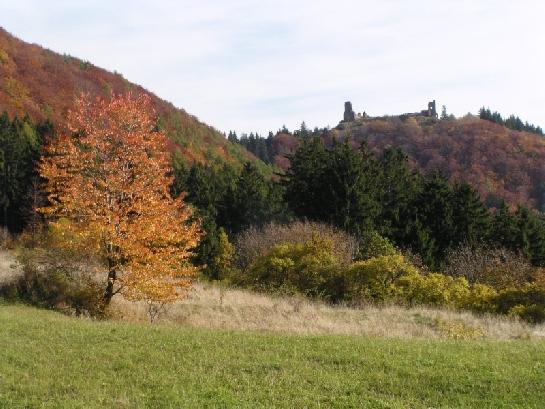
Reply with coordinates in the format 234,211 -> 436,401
1,303 -> 545,408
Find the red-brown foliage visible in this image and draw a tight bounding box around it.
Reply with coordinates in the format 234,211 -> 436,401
269,116 -> 545,209
0,28 -> 254,166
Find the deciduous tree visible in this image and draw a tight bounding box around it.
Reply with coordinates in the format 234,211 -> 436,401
38,93 -> 201,306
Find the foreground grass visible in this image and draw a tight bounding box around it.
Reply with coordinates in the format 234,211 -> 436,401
1,304 -> 544,408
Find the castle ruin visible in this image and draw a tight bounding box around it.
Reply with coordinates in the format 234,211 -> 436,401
422,100 -> 438,118
341,100 -> 438,123
343,101 -> 355,122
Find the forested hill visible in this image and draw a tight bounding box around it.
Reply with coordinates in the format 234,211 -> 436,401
243,115 -> 545,211
337,116 -> 545,210
0,28 -> 254,166
3,27 -> 545,211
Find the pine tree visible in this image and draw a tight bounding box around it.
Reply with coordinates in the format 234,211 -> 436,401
451,182 -> 490,245
377,148 -> 421,243
283,138 -> 329,221
411,173 -> 455,268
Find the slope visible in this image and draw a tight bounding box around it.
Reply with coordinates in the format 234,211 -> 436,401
1,304 -> 544,408
338,116 -> 545,209
0,27 -> 255,167
265,115 -> 545,210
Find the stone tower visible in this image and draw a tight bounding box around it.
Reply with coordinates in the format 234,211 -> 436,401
344,101 -> 355,122
428,100 -> 438,118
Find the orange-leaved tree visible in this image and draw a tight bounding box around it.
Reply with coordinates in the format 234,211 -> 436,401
38,93 -> 201,307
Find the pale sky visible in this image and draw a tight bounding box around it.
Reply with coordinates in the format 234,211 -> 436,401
2,0 -> 544,135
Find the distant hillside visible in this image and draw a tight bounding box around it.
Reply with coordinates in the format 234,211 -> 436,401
338,115 -> 545,209
0,28 -> 255,166
259,109 -> 545,210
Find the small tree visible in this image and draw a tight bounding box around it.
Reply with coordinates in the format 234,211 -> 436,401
38,93 -> 201,307
211,228 -> 235,279
441,105 -> 448,120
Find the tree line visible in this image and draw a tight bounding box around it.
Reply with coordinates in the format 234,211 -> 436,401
0,112 -> 53,233
173,137 -> 545,275
227,131 -> 273,164
3,110 -> 545,276
226,122 -> 328,166
479,107 -> 543,135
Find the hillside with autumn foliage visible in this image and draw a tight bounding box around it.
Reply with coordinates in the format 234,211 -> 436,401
249,115 -> 545,210
0,27 -> 254,166
339,116 -> 545,210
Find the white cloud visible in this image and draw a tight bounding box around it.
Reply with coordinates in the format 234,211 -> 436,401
1,0 -> 544,134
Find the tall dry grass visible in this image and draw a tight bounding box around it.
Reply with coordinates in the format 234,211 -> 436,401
4,247 -> 544,341
109,281 -> 545,341
0,250 -> 20,285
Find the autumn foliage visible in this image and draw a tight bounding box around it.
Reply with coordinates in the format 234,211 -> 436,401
0,28 -> 255,166
38,93 -> 201,306
254,117 -> 545,210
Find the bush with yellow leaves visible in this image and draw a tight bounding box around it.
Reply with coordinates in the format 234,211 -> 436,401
393,273 -> 471,308
495,283 -> 545,323
235,234 -> 346,301
232,235 -> 545,323
346,255 -> 417,301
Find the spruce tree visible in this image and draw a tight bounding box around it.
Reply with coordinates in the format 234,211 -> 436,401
377,148 -> 421,243
322,141 -> 380,235
0,113 -> 41,232
283,138 -> 328,221
490,202 -> 519,250
224,162 -> 281,234
411,173 -> 455,268
451,182 -> 490,245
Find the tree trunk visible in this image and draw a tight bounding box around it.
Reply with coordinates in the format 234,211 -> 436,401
103,269 -> 116,306
103,246 -> 116,306
3,204 -> 7,232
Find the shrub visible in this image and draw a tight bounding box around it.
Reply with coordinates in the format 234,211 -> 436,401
346,254 -> 502,313
443,244 -> 534,288
202,227 -> 236,280
235,234 -> 346,301
1,246 -> 105,317
463,284 -> 498,313
494,284 -> 545,323
346,255 -> 418,301
393,273 -> 471,308
507,304 -> 545,324
232,228 -> 545,324
355,230 -> 397,261
234,221 -> 357,271
213,228 -> 235,277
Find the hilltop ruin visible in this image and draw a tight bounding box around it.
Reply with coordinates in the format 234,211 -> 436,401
341,100 -> 438,124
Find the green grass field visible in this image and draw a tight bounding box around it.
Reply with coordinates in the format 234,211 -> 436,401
1,304 -> 544,408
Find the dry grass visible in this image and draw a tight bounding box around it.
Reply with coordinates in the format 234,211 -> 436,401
0,250 -> 20,285
109,281 -> 545,341
4,248 -> 544,341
